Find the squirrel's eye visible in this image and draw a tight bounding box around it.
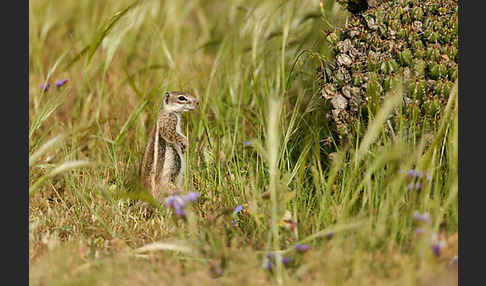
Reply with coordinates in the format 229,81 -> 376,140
178,96 -> 187,101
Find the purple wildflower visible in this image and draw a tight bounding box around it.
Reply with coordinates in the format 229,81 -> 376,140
231,205 -> 243,227
165,196 -> 186,217
244,140 -> 252,146
263,259 -> 272,270
234,205 -> 243,213
326,232 -> 335,239
431,243 -> 440,257
431,241 -> 445,257
407,169 -> 423,179
174,205 -> 186,216
407,182 -> 423,191
40,83 -> 50,92
294,244 -> 310,252
165,192 -> 200,217
183,192 -> 201,202
413,212 -> 431,223
281,256 -> 291,266
264,253 -> 291,270
407,169 -> 416,178
165,196 -> 182,208
264,254 -> 275,270
55,79 -> 68,88
405,169 -> 431,182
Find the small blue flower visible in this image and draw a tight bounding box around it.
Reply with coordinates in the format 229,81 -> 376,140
264,253 -> 291,270
40,83 -> 50,92
165,192 -> 200,217
165,196 -> 186,217
183,192 -> 201,202
244,140 -> 252,146
55,79 -> 68,88
407,169 -> 423,179
405,169 -> 431,182
281,256 -> 291,266
407,182 -> 423,191
263,259 -> 272,270
173,204 -> 186,217
294,244 -> 310,252
232,205 -> 243,227
431,241 -> 445,257
165,196 -> 182,208
407,169 -> 416,177
234,205 -> 243,213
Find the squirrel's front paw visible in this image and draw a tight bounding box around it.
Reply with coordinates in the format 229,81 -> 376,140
181,138 -> 189,153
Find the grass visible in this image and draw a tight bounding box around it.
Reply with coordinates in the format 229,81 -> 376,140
29,0 -> 458,285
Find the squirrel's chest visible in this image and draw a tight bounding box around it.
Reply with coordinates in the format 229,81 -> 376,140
175,113 -> 182,134
161,114 -> 184,183
161,145 -> 185,187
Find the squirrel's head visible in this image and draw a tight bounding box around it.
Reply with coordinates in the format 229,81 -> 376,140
162,91 -> 199,113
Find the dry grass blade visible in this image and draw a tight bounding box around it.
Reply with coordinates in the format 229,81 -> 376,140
44,52 -> 68,86
276,221 -> 365,255
64,45 -> 89,71
299,220 -> 364,244
87,0 -> 142,64
29,96 -> 63,140
49,160 -> 94,176
134,242 -> 192,254
422,81 -> 458,166
266,95 -> 283,283
356,92 -> 402,164
29,134 -> 65,166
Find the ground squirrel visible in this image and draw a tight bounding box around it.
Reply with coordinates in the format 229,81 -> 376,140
139,91 -> 199,202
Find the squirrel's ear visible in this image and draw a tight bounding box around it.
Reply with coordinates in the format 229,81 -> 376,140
164,92 -> 170,105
